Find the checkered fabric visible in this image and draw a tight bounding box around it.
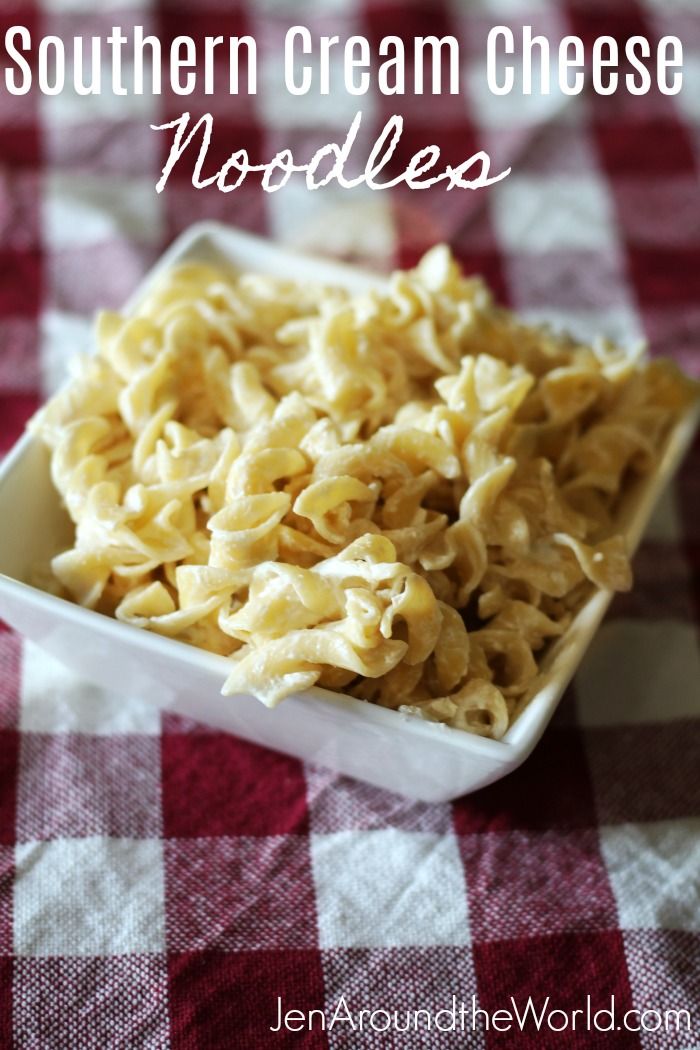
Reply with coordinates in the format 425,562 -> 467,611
0,0 -> 699,1046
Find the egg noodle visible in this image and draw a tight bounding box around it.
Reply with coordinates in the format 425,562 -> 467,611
29,247 -> 697,739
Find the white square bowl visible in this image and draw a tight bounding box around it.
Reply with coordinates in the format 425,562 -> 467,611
0,222 -> 697,803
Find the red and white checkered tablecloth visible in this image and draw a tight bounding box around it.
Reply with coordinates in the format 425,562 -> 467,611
1,0 -> 699,1046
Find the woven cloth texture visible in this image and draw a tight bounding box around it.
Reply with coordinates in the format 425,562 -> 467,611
0,0 -> 699,1047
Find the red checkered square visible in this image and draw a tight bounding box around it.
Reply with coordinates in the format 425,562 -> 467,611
449,247 -> 511,308
450,4 -> 568,66
627,247 -> 700,308
641,307 -> 700,377
0,250 -> 41,317
13,957 -> 169,1049
155,4 -> 264,230
585,722 -> 700,824
392,180 -> 505,284
0,170 -> 41,250
0,126 -> 40,170
0,958 -> 10,1048
511,121 -> 598,177
0,393 -> 39,453
160,712 -> 212,735
164,834 -> 318,950
159,7 -> 255,123
161,731 -> 309,837
0,846 -> 13,955
364,0 -> 454,51
609,177 -> 700,247
594,120 -> 697,177
159,183 -> 269,243
0,730 -> 18,847
321,947 -> 483,1050
549,684 -> 580,729
460,829 -> 618,941
623,930 -> 700,1050
167,949 -> 327,1050
677,437 -> 700,545
453,727 -> 598,834
609,544 -> 695,622
15,734 -> 162,842
472,931 -> 639,1050
0,9 -> 40,143
306,764 -> 452,834
685,543 -> 700,621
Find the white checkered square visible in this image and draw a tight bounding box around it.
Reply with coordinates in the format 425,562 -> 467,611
0,321 -> 40,392
43,172 -> 164,249
45,120 -> 162,178
601,820 -> 700,931
14,837 -> 166,956
645,484 -> 682,544
20,642 -> 160,735
311,829 -> 470,948
257,35 -> 377,130
673,51 -> 700,125
466,61 -> 580,132
13,956 -> 169,1049
39,310 -> 93,398
266,181 -> 396,266
642,0 -> 700,11
506,246 -> 636,320
491,173 -> 618,253
46,242 -> 157,314
519,306 -> 644,351
40,68 -> 155,128
576,621 -> 700,727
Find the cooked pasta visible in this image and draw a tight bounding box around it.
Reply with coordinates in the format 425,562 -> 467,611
29,246 -> 698,739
